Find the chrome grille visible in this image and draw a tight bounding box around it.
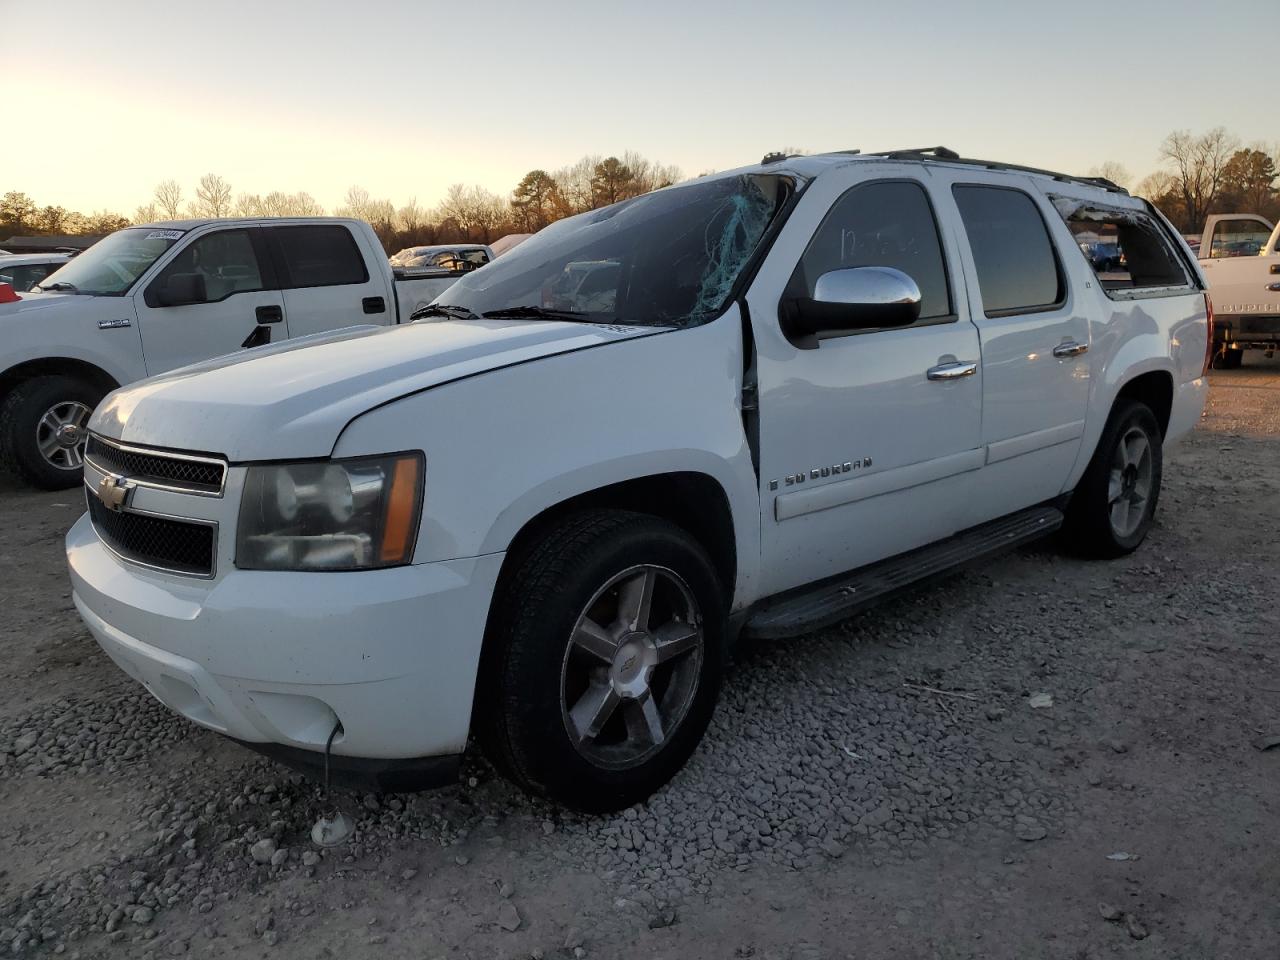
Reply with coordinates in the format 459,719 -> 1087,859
85,435 -> 225,495
86,489 -> 217,577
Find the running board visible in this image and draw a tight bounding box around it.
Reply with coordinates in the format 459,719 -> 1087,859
743,505 -> 1063,640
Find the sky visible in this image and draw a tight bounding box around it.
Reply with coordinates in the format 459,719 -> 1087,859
4,0 -> 1275,217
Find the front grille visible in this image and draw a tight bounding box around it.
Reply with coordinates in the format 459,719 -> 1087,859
85,435 -> 225,495
87,492 -> 216,577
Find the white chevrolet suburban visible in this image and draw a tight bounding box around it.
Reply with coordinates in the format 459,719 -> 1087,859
0,218 -> 468,489
66,148 -> 1211,812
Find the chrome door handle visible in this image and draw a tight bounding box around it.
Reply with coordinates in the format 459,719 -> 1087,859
926,360 -> 978,381
1052,340 -> 1089,359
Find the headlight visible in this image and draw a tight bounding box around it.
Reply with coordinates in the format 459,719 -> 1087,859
236,453 -> 423,571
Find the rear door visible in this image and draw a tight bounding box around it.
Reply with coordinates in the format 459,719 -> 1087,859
746,165 -> 984,596
135,227 -> 287,374
267,224 -> 392,336
927,171 -> 1091,525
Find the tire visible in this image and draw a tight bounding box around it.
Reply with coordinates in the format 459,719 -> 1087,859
1064,399 -> 1163,558
0,375 -> 103,490
1212,347 -> 1243,370
477,509 -> 725,812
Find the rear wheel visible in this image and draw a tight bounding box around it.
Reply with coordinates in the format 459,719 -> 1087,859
1212,346 -> 1243,370
0,376 -> 103,490
1064,400 -> 1163,558
478,510 -> 725,812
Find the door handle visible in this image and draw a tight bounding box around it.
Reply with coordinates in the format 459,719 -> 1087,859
255,305 -> 283,323
362,296 -> 386,315
1052,340 -> 1089,359
926,361 -> 978,381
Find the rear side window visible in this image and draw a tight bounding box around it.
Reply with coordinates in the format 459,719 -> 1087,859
792,180 -> 952,322
1054,199 -> 1191,296
953,185 -> 1063,316
273,226 -> 369,288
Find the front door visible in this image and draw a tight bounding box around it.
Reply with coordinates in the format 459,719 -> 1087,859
136,227 -> 287,375
1199,216 -> 1280,325
745,167 -> 984,597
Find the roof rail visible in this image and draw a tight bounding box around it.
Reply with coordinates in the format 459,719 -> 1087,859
874,146 -> 1130,195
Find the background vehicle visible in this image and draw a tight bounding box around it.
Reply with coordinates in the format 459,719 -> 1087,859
0,218 -> 448,489
67,148 -> 1210,813
1197,214 -> 1280,368
388,243 -> 494,271
0,252 -> 71,292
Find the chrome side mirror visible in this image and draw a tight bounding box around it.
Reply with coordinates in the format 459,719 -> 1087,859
782,266 -> 922,340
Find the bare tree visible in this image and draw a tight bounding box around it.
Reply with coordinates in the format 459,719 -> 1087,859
191,173 -> 233,218
134,202 -> 160,224
153,179 -> 184,220
551,155 -> 600,213
397,197 -> 425,234
1087,161 -> 1132,191
1160,128 -> 1239,230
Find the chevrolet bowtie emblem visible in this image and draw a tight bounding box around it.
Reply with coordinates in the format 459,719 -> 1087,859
97,474 -> 133,512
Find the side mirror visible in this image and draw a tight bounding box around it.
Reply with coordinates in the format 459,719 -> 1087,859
782,266 -> 922,339
154,272 -> 207,307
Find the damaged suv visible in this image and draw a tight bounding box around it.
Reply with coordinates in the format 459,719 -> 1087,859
67,148 -> 1210,811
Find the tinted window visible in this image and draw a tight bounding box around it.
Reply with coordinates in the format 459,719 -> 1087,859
156,230 -> 264,302
953,186 -> 1062,315
1208,219 -> 1271,259
274,226 -> 369,288
793,180 -> 951,322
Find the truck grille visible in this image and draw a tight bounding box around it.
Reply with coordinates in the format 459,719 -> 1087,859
85,435 -> 225,495
87,491 -> 217,577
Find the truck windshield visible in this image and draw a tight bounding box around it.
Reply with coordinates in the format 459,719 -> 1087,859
430,174 -> 789,328
35,228 -> 184,296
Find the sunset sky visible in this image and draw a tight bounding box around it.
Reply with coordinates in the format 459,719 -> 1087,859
6,0 -> 1274,216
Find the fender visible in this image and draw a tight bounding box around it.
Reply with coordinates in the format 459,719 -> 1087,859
333,310 -> 765,610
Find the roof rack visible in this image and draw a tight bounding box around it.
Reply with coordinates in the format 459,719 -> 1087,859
872,146 -> 1130,195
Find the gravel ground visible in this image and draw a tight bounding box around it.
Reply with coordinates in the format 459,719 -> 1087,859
2,357 -> 1278,959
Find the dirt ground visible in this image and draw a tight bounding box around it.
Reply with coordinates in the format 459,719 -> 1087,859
2,357 -> 1278,959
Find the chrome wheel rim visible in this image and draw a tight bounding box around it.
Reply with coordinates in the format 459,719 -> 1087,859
560,564 -> 704,771
35,400 -> 91,471
1108,425 -> 1153,538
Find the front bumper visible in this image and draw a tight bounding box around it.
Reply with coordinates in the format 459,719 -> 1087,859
67,512 -> 504,772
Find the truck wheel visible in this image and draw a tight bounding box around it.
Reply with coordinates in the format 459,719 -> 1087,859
1063,399 -> 1163,559
1212,347 -> 1243,370
478,510 -> 725,812
0,376 -> 103,490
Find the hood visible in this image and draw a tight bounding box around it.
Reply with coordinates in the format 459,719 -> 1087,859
0,289 -> 97,319
91,319 -> 663,461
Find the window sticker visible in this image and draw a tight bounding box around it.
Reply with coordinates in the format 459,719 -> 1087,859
146,229 -> 185,241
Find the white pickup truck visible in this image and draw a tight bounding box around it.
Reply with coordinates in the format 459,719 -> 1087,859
66,149 -> 1210,811
0,218 -> 465,489
1197,214 -> 1280,367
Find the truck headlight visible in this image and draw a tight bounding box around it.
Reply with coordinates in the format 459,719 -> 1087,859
236,453 -> 423,571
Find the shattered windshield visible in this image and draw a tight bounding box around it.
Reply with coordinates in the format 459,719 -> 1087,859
429,174 -> 789,328
35,228 -> 183,296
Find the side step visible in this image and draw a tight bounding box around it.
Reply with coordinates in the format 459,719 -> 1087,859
743,505 -> 1064,640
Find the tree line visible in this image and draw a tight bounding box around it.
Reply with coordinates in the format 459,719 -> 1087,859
0,151 -> 683,253
3,134 -> 1276,250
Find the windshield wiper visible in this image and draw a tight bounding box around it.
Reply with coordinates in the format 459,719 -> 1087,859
411,303 -> 478,321
481,306 -> 591,322
40,281 -> 79,293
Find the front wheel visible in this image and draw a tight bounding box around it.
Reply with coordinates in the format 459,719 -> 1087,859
478,510 -> 725,812
0,376 -> 104,490
1064,400 -> 1163,558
